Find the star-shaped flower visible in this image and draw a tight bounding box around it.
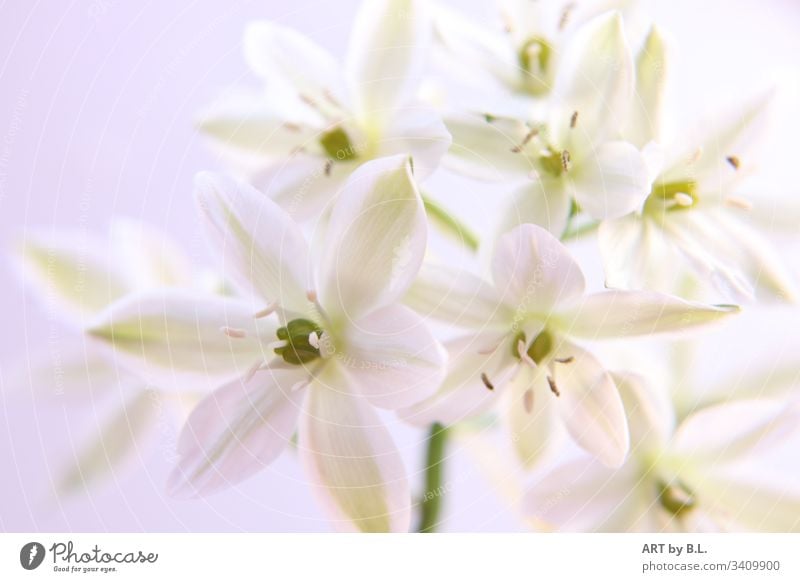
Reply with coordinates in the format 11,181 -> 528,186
88,155 -> 446,532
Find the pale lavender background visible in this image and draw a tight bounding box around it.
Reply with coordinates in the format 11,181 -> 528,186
1,0 -> 799,532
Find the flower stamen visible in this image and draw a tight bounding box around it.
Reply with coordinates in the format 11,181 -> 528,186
547,375 -> 560,397
220,326 -> 247,339
481,372 -> 495,391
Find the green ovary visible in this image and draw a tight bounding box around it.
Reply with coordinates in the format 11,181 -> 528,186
274,318 -> 323,365
319,127 -> 357,161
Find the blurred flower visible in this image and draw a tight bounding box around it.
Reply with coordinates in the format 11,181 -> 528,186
524,373 -> 800,531
403,224 -> 736,468
599,30 -> 796,301
88,156 -> 445,532
12,220 -> 205,496
444,13 -> 651,238
197,0 -> 451,220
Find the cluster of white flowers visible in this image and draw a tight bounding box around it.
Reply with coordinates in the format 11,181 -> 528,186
16,0 -> 800,532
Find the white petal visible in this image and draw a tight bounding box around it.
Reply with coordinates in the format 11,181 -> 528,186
507,364 -> 558,468
13,231 -> 129,322
299,363 -> 410,532
346,0 -> 431,125
318,155 -> 426,319
243,21 -> 343,104
196,90 -> 322,158
611,371 -> 673,451
496,179 -> 573,238
523,458 -> 645,532
168,370 -> 304,497
491,224 -> 585,314
87,291 -> 271,392
570,140 -> 650,219
444,114 -> 532,181
379,105 -> 452,180
343,305 -> 446,409
194,172 -> 310,314
551,290 -> 738,339
660,91 -> 772,187
404,263 -> 509,329
399,333 -> 515,426
110,218 -> 192,288
58,390 -> 157,495
624,26 -> 669,147
551,12 -> 634,140
552,343 -> 629,468
672,399 -> 800,466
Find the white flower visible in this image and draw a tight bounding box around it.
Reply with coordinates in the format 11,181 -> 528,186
402,224 -> 736,468
431,0 -> 638,114
12,220 -> 203,495
524,374 -> 800,531
88,155 -> 446,532
198,0 -> 451,220
599,28 -> 796,301
443,12 -> 651,238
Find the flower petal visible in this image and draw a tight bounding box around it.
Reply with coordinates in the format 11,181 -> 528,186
318,155 -> 426,319
87,291 -> 272,392
551,12 -> 634,140
624,26 -> 669,147
168,370 -> 304,497
13,230 -> 129,322
496,179 -> 573,237
507,364 -> 558,468
399,333 -> 516,426
552,343 -> 629,468
379,105 -> 452,181
404,263 -> 509,329
244,21 -> 343,103
110,218 -> 193,288
299,363 -> 410,532
443,114 -> 532,181
570,140 -> 651,220
611,371 -> 673,451
343,305 -> 446,409
491,224 -> 585,314
194,171 -> 311,314
551,290 -> 738,339
345,0 -> 431,125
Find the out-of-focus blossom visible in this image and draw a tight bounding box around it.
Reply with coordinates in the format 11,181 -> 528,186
599,29 -> 796,302
12,220 -> 205,496
402,224 -> 736,468
198,0 -> 451,220
524,373 -> 800,531
88,156 -> 446,532
443,13 -> 651,238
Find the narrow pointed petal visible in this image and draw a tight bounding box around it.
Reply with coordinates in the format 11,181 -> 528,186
399,333 -> 516,426
625,26 -> 669,147
380,106 -> 452,180
58,390 -> 157,496
552,343 -> 629,468
404,263 -> 509,329
551,12 -> 634,140
444,114 -> 532,181
611,371 -> 674,451
87,291 -> 271,392
672,399 -> 800,466
570,140 -> 650,220
299,363 -> 410,532
110,219 -> 193,288
318,155 -> 426,319
508,365 -> 559,468
346,0 -> 431,125
168,370 -> 305,497
13,231 -> 129,322
243,21 -> 343,104
551,290 -> 738,339
194,172 -> 310,314
344,305 -> 446,409
496,178 -> 572,237
491,224 -> 585,314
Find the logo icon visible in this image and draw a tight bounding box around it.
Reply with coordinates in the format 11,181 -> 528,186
20,542 -> 46,570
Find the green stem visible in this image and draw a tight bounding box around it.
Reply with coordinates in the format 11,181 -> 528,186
418,422 -> 448,533
561,219 -> 600,242
422,194 -> 480,253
